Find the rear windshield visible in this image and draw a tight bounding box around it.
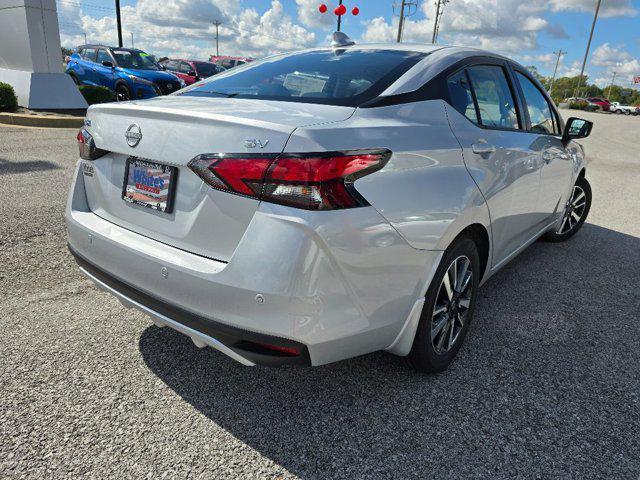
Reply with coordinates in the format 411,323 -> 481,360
193,62 -> 220,78
180,49 -> 427,107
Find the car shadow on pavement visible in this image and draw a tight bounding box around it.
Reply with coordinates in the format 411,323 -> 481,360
0,157 -> 60,176
138,223 -> 640,478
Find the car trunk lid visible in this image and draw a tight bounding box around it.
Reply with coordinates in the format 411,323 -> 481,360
82,96 -> 355,262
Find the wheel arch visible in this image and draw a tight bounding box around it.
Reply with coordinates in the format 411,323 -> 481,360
456,223 -> 490,282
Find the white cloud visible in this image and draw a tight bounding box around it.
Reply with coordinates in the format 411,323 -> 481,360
296,0 -> 335,28
550,0 -> 637,18
591,43 -> 640,86
58,0 -> 316,60
360,0 -> 550,55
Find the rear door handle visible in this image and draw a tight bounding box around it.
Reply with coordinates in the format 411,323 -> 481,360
472,143 -> 496,155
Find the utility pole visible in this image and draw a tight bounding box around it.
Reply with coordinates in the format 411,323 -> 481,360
573,0 -> 601,98
548,49 -> 566,95
84,32 -> 87,45
213,20 -> 221,57
115,0 -> 123,47
336,0 -> 343,31
394,0 -> 417,42
432,0 -> 442,43
130,32 -> 134,48
397,0 -> 407,42
606,71 -> 617,99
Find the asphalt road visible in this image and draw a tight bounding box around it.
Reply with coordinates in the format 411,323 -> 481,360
1,110 -> 639,479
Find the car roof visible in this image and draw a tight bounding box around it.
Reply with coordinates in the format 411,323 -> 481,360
78,45 -> 144,52
270,43 -> 519,97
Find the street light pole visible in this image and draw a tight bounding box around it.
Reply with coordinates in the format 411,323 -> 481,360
130,32 -> 134,48
606,71 -> 617,100
115,0 -> 123,47
573,0 -> 601,98
548,49 -> 566,95
397,0 -> 407,42
213,20 -> 221,57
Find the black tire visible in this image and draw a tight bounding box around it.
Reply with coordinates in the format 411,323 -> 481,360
408,236 -> 480,373
542,175 -> 591,242
615,109 -> 622,114
115,83 -> 131,102
69,73 -> 80,85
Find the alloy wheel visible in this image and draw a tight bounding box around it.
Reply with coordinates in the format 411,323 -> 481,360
431,255 -> 473,355
557,185 -> 587,235
116,87 -> 130,102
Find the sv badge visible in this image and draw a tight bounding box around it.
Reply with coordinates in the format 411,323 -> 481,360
244,139 -> 269,149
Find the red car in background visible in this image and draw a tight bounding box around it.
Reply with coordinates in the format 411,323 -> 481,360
587,97 -> 611,111
159,59 -> 225,85
209,55 -> 254,69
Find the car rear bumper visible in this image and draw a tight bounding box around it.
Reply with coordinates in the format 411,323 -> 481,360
69,244 -> 311,366
66,161 -> 441,366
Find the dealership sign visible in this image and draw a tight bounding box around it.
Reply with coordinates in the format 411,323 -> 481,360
634,76 -> 640,84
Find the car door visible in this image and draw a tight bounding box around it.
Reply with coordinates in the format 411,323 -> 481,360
77,47 -> 98,85
446,62 -> 543,267
512,70 -> 574,223
94,48 -> 117,90
179,61 -> 197,84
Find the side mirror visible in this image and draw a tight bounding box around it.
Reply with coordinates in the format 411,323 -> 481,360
187,70 -> 197,77
161,65 -> 167,70
562,117 -> 593,145
102,61 -> 114,68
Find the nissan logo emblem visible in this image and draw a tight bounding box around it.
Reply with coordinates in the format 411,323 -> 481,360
125,124 -> 142,147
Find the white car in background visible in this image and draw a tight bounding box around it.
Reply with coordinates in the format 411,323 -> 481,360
67,35 -> 593,372
610,101 -> 639,115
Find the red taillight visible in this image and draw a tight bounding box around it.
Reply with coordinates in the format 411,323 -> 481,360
77,127 -> 108,161
188,149 -> 391,210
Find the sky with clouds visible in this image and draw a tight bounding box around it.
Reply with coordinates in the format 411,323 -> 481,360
56,0 -> 640,89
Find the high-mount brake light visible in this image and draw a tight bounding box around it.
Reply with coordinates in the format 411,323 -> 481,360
188,149 -> 391,210
77,128 -> 108,161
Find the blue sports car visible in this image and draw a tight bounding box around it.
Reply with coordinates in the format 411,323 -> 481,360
66,45 -> 186,101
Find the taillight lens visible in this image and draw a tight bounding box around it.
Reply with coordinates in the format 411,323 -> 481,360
188,149 -> 390,210
77,128 -> 108,161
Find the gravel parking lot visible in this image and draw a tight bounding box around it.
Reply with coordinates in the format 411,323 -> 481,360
1,109 -> 639,479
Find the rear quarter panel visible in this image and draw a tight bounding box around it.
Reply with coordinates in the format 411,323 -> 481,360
284,99 -> 491,253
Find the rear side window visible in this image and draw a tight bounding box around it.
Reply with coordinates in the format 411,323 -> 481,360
515,72 -> 559,135
182,49 -> 427,107
447,70 -> 479,124
467,66 -> 520,130
82,48 -> 97,62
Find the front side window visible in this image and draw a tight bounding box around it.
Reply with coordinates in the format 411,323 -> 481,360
447,70 -> 479,124
182,49 -> 427,107
112,50 -> 160,70
467,65 -> 520,130
179,62 -> 193,74
516,72 -> 558,134
96,49 -> 111,65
